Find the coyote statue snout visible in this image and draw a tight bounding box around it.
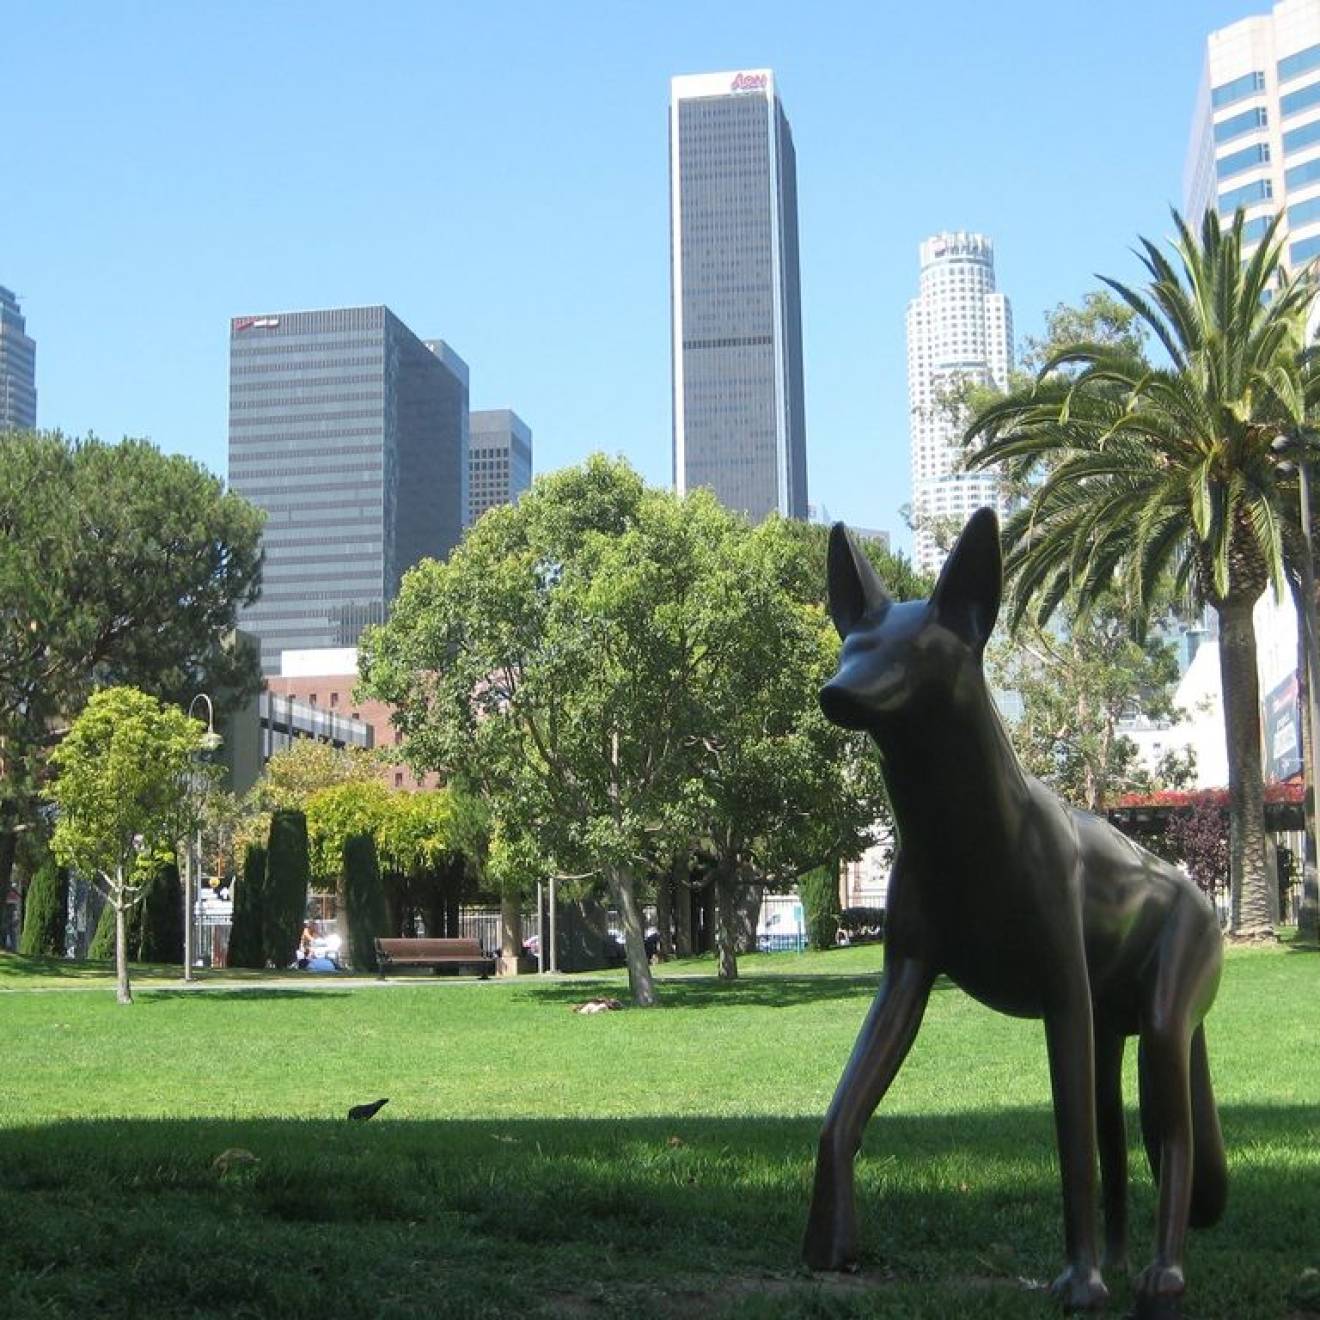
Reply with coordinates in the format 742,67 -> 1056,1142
804,508 -> 1226,1315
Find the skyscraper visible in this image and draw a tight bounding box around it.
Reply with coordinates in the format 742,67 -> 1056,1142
1185,0 -> 1320,267
467,409 -> 532,527
228,306 -> 468,673
0,286 -> 37,431
669,69 -> 807,522
906,232 -> 1013,576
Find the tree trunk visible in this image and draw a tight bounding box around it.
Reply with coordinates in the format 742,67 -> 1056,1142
114,882 -> 132,1005
1217,595 -> 1274,939
674,865 -> 694,958
498,890 -> 523,975
714,860 -> 739,981
654,860 -> 674,962
606,865 -> 656,1006
734,878 -> 762,954
0,828 -> 16,951
1296,598 -> 1320,944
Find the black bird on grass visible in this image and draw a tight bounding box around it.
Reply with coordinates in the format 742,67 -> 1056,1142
348,1097 -> 389,1121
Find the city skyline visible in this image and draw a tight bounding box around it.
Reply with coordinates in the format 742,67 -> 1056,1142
10,0 -> 1259,556
669,68 -> 807,522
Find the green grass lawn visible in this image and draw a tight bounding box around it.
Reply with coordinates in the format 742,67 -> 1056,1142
1,944 -> 1317,1318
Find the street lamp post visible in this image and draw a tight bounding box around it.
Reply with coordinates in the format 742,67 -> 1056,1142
1273,431 -> 1320,941
185,694 -> 223,982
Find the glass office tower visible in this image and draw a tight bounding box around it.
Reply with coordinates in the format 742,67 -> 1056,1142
1185,0 -> 1320,268
467,408 -> 532,527
228,306 -> 468,673
669,69 -> 807,522
0,286 -> 37,431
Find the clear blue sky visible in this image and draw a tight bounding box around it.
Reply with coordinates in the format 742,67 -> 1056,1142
7,0 -> 1255,555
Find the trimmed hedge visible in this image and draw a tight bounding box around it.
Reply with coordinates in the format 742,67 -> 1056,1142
19,862 -> 68,958
798,862 -> 841,952
838,905 -> 885,945
228,844 -> 267,969
264,811 -> 309,969
342,832 -> 389,972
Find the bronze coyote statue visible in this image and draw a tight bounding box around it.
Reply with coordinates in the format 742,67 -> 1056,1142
804,509 -> 1226,1314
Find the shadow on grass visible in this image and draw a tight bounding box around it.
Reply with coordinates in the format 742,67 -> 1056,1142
137,988 -> 355,1004
1,1106 -> 1315,1319
514,975 -> 959,1012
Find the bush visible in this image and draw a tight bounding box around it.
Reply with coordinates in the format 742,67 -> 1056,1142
264,811 -> 310,969
19,861 -> 68,958
837,906 -> 885,945
87,893 -> 142,962
342,833 -> 389,972
799,862 -> 841,951
138,862 -> 184,964
228,844 -> 267,969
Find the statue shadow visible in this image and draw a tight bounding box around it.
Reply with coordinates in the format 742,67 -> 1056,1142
1,1104 -> 1312,1318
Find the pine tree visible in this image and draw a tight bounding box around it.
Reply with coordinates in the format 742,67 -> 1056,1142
263,810 -> 309,969
342,832 -> 388,971
19,861 -> 68,958
227,844 -> 267,969
88,894 -> 143,961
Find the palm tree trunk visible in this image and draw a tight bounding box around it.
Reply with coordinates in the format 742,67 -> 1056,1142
1217,595 -> 1274,939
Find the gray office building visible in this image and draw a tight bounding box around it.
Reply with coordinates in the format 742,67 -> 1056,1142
228,306 -> 469,673
467,409 -> 532,527
0,286 -> 37,431
669,69 -> 807,521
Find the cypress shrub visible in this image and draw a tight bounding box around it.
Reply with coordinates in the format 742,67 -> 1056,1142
264,810 -> 310,969
228,844 -> 267,969
19,861 -> 68,958
88,893 -> 142,962
799,861 -> 842,951
342,832 -> 388,972
139,862 -> 184,964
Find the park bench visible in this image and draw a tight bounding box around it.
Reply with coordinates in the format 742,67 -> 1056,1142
374,937 -> 496,979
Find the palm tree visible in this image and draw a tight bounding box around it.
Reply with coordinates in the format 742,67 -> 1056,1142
966,208 -> 1315,939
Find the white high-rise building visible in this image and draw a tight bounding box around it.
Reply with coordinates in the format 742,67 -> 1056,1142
1185,0 -> 1320,268
906,232 -> 1012,576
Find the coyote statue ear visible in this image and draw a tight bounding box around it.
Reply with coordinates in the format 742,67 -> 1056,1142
931,507 -> 1002,654
827,524 -> 893,639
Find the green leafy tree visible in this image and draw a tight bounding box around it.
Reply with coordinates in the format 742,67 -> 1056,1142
989,593 -> 1195,812
227,843 -> 267,969
342,833 -> 389,971
678,516 -> 894,979
45,686 -> 205,1002
263,810 -> 310,969
0,433 -> 264,909
967,210 -> 1315,939
18,860 -> 68,958
360,457 -> 688,1005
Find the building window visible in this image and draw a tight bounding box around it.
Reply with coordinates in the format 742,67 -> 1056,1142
1218,177 -> 1273,212
1290,233 -> 1320,266
1213,106 -> 1268,145
1282,79 -> 1320,119
330,692 -> 339,707
308,693 -> 317,706
1286,156 -> 1320,191
394,772 -> 404,788
1211,70 -> 1265,110
1215,142 -> 1270,180
1280,43 -> 1320,83
1283,116 -> 1320,156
